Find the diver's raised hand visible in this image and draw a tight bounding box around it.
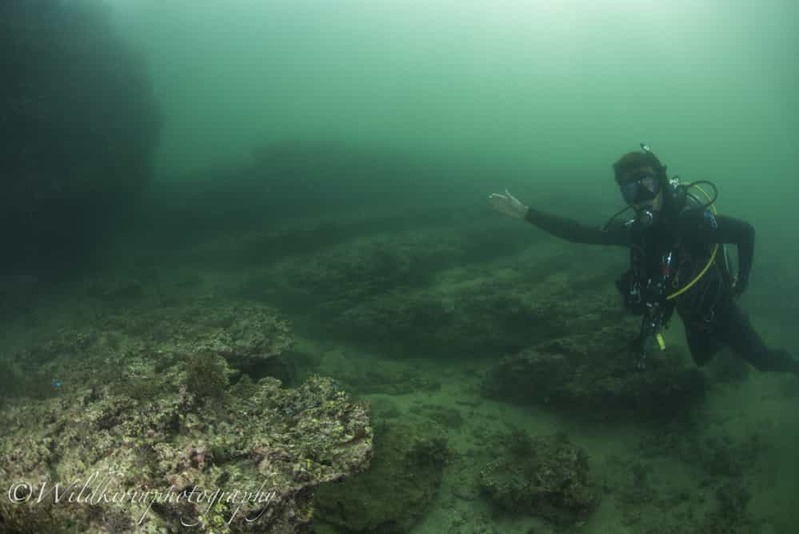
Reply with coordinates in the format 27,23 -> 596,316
488,189 -> 529,219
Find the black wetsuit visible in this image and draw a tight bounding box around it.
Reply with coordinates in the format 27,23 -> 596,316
524,199 -> 798,375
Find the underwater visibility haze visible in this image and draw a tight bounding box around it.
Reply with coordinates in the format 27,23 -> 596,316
1,0 -> 798,532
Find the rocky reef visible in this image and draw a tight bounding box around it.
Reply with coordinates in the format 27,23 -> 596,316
239,225 -> 621,361
0,374 -> 371,533
314,417 -> 449,533
478,429 -> 597,525
2,296 -> 294,400
0,295 -> 372,533
482,320 -> 707,421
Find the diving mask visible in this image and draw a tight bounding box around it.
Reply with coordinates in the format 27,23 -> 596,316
620,171 -> 660,205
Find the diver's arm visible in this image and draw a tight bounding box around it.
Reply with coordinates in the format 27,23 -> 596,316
686,213 -> 754,291
524,207 -> 629,246
488,189 -> 627,246
713,215 -> 754,292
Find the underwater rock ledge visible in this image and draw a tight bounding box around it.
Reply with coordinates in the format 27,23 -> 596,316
482,321 -> 707,421
0,375 -> 372,533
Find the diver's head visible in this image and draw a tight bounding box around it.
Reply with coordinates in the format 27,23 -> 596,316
613,148 -> 669,225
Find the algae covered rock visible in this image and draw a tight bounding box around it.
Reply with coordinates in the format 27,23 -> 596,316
314,417 -> 449,533
479,430 -> 597,525
0,375 -> 372,533
482,321 -> 706,421
127,299 -> 294,369
12,298 -> 293,397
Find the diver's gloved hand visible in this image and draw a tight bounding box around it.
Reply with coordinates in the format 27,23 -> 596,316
488,189 -> 529,219
731,277 -> 749,297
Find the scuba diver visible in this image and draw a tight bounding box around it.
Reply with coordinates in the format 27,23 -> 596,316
488,144 -> 799,376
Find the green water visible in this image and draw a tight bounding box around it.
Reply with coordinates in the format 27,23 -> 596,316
107,0 -> 799,331
115,0 -> 799,519
110,2 -> 798,532
109,0 -> 799,273
108,0 -> 797,191
3,1 -> 798,532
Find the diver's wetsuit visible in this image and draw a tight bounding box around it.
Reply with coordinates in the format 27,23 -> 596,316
524,203 -> 798,375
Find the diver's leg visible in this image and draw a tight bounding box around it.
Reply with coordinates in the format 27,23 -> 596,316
684,322 -> 722,367
716,300 -> 799,376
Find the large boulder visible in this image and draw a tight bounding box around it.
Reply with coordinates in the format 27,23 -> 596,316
314,417 -> 448,533
2,297 -> 294,401
0,373 -> 371,533
479,430 -> 597,525
482,321 -> 706,421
